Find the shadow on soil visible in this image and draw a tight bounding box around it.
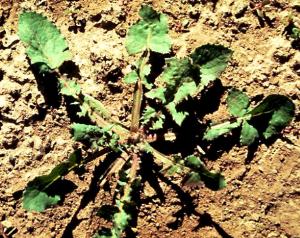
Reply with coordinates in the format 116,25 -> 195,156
129,156 -> 234,238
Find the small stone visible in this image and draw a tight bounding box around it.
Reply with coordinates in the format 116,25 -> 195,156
166,215 -> 176,224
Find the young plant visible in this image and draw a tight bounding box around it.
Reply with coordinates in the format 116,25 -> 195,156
18,5 -> 295,238
203,89 -> 295,145
284,15 -> 300,40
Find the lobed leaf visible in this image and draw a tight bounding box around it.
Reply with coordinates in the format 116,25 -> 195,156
167,102 -> 189,126
145,88 -> 166,103
125,5 -> 171,54
146,57 -> 198,125
23,150 -> 82,212
145,45 -> 232,126
18,12 -> 71,70
72,123 -> 120,151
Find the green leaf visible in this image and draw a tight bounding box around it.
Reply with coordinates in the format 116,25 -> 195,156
184,155 -> 226,190
292,27 -> 300,39
141,106 -> 157,124
146,57 -> 198,125
200,169 -> 226,190
72,123 -> 103,142
145,87 -> 166,103
124,71 -> 139,84
125,5 -> 171,54
60,80 -> 81,97
141,63 -> 152,89
113,209 -> 131,232
203,121 -> 241,141
23,189 -> 60,212
151,115 -> 165,130
159,58 -> 198,99
240,121 -> 259,145
18,12 -> 71,69
166,164 -> 182,176
190,44 -> 232,87
72,123 -> 120,151
23,150 -> 82,212
184,172 -> 201,186
184,170 -> 226,191
249,95 -> 295,139
124,64 -> 152,89
227,89 -> 249,117
167,102 -> 189,126
185,155 -> 202,168
142,63 -> 151,77
146,45 -> 231,126
141,106 -> 166,130
173,81 -> 197,104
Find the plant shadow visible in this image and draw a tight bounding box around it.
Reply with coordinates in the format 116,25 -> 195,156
30,61 -> 96,125
30,63 -> 62,108
61,150 -> 120,238
132,157 -> 233,238
151,79 -> 226,158
47,180 -> 77,203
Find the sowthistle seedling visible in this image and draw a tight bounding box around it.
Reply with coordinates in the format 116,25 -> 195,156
18,5 -> 295,238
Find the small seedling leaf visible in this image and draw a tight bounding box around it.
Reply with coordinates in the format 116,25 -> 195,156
183,156 -> 226,190
292,26 -> 300,39
60,80 -> 81,97
185,155 -> 202,168
203,121 -> 241,141
23,150 -> 82,212
227,89 -> 249,117
125,5 -> 171,54
249,95 -> 295,139
184,171 -> 226,191
184,172 -> 201,185
124,71 -> 139,84
200,170 -> 226,191
240,121 -> 259,145
18,12 -> 71,69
